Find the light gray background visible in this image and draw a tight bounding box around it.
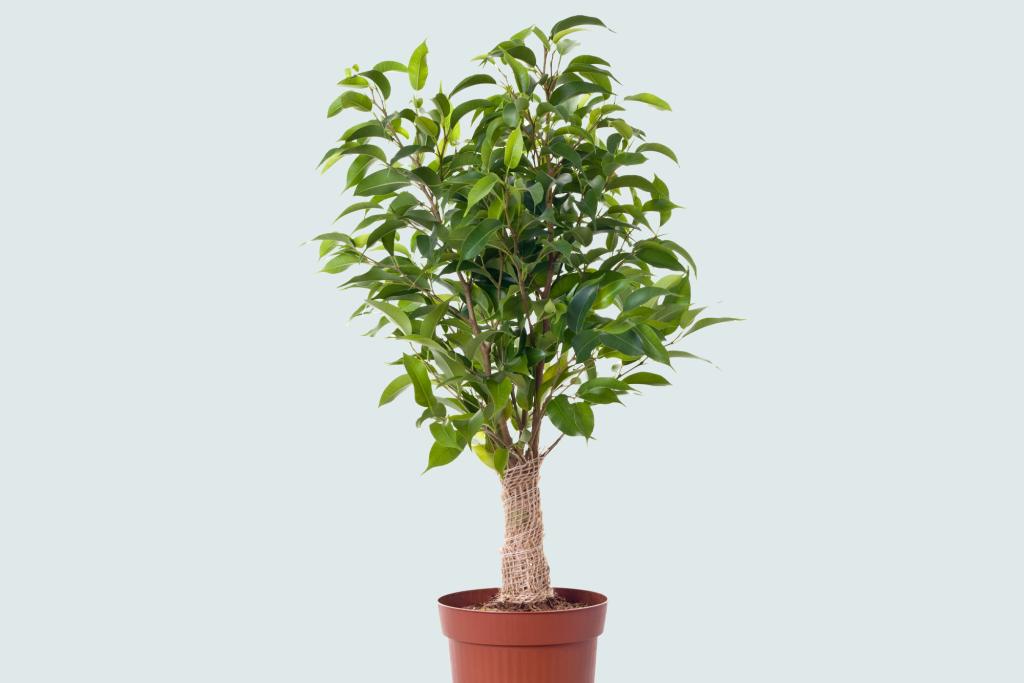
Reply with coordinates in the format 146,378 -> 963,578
1,1 -> 1022,681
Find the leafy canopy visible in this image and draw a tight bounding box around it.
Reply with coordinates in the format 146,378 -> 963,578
315,16 -> 736,476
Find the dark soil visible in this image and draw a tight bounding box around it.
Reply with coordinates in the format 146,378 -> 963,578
469,594 -> 586,612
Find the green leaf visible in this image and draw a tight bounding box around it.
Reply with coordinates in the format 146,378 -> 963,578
637,143 -> 678,164
430,422 -> 462,449
567,282 -> 600,332
571,328 -> 602,359
547,395 -> 594,438
402,354 -> 436,409
684,317 -> 743,337
450,98 -> 494,128
599,329 -> 645,357
425,442 -> 461,472
473,441 -> 508,476
354,168 -> 409,196
360,69 -> 391,98
397,335 -> 451,358
663,240 -> 699,275
624,92 -> 672,111
379,375 -> 413,406
465,174 -> 499,214
408,41 -> 429,91
321,252 -> 359,274
450,74 -> 497,98
336,144 -> 388,164
493,447 -> 509,476
578,377 -> 630,403
623,286 -> 668,311
463,218 -> 502,260
504,127 -> 524,169
373,60 -> 408,73
550,15 -> 607,37
623,372 -> 671,386
636,244 -> 684,271
636,324 -> 670,364
328,91 -> 373,117
365,300 -> 412,335
605,175 -> 652,192
549,81 -> 608,105
670,350 -> 713,363
341,120 -> 387,141
420,301 -> 448,337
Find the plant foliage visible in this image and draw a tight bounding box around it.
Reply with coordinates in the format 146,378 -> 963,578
315,16 -> 736,476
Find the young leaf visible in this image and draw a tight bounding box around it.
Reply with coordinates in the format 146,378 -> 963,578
465,174 -> 499,214
408,41 -> 429,91
327,91 -> 373,117
402,354 -> 436,409
504,127 -> 524,168
425,442 -> 461,472
379,375 -> 413,406
623,372 -> 671,386
684,317 -> 743,337
373,60 -> 408,73
624,92 -> 672,111
462,219 -> 502,260
365,300 -> 413,335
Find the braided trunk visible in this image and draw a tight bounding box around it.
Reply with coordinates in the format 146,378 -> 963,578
498,457 -> 553,604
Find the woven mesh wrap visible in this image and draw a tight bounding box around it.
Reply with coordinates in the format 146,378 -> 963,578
499,457 -> 554,604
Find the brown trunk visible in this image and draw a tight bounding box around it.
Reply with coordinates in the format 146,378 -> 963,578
499,457 -> 553,604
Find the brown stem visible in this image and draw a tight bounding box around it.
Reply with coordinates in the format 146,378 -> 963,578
458,272 -> 491,375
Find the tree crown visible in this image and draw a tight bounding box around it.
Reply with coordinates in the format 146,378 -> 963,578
315,15 -> 736,476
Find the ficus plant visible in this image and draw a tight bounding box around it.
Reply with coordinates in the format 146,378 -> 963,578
314,15 -> 736,607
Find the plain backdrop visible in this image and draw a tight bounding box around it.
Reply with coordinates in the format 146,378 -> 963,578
1,1 -> 1022,681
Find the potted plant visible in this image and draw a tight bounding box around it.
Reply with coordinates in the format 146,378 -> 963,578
314,15 -> 735,683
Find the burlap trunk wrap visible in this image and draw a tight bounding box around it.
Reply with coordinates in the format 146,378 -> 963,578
499,457 -> 554,604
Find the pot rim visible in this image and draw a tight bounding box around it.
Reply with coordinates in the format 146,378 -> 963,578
437,586 -> 608,613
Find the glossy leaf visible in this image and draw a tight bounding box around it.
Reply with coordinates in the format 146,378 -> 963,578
354,168 -> 409,196
466,174 -> 499,213
550,15 -> 607,37
373,60 -> 408,73
636,142 -> 678,163
402,354 -> 436,410
684,317 -> 743,337
623,372 -> 671,386
567,283 -> 600,332
379,375 -> 413,405
426,442 -> 461,471
365,300 -> 413,335
624,92 -> 672,111
504,127 -> 524,169
408,41 -> 429,91
548,395 -> 594,437
328,91 -> 372,117
549,81 -> 608,105
462,219 -> 502,260
450,74 -> 497,98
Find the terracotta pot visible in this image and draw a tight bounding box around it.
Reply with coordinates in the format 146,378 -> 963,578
438,587 -> 608,683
